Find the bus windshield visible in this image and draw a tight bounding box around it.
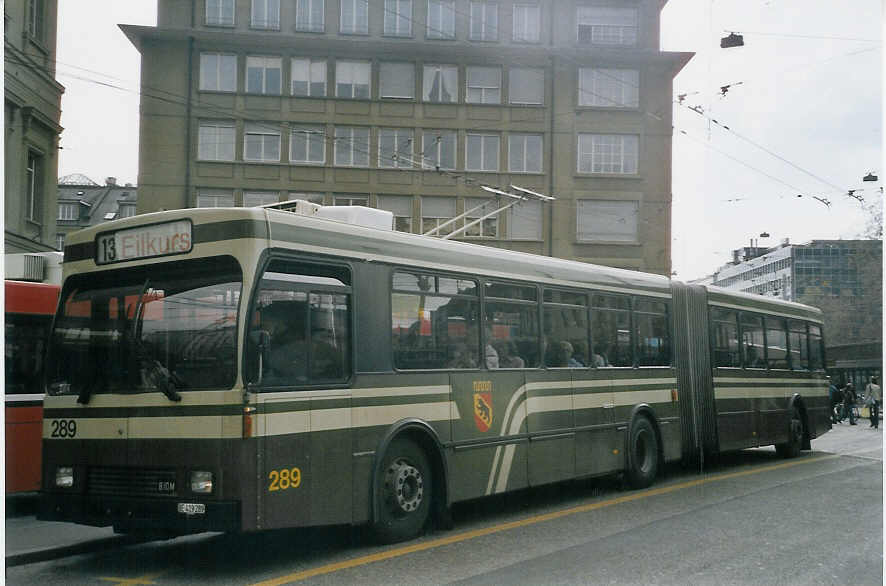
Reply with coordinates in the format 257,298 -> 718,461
47,256 -> 242,399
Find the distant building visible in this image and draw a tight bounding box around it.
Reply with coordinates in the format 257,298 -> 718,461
56,174 -> 139,250
712,239 -> 883,387
120,0 -> 693,275
5,0 -> 65,253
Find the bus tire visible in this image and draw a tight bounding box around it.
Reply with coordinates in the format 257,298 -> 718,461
372,437 -> 432,544
626,415 -> 658,489
776,406 -> 804,459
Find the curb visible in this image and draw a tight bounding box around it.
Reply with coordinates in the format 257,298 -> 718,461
5,535 -> 143,568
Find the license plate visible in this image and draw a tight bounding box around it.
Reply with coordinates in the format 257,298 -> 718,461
177,503 -> 206,515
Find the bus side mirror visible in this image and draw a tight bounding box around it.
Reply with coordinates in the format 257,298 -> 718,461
248,330 -> 271,385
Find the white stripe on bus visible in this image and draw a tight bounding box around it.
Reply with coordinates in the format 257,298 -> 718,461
708,300 -> 823,322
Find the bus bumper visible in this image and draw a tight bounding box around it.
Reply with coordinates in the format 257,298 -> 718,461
37,493 -> 241,534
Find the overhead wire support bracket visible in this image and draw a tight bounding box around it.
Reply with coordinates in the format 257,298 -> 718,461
423,185 -> 556,239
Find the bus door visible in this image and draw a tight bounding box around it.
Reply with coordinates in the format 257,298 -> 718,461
524,370 -> 574,486
573,374 -> 617,478
248,261 -> 353,529
448,370 -> 528,501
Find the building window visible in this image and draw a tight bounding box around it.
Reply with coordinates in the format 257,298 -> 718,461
378,195 -> 413,232
28,0 -> 45,41
335,60 -> 371,99
295,0 -> 325,31
421,196 -> 456,235
509,67 -> 544,105
246,56 -> 282,95
379,128 -> 414,168
25,151 -> 42,222
290,125 -> 326,164
244,123 -> 281,162
466,67 -> 501,104
508,134 -> 542,173
506,199 -> 542,240
291,58 -> 327,97
334,194 -> 369,206
340,0 -> 369,34
244,191 -> 280,207
577,134 -> 638,174
384,0 -> 413,36
118,203 -> 136,218
199,53 -> 237,92
577,200 -> 639,243
334,127 -> 370,167
470,2 -> 498,41
466,133 -> 500,172
251,0 -> 280,28
423,64 -> 458,102
198,121 -> 236,161
422,130 -> 457,170
55,233 -> 65,251
579,68 -> 639,108
380,62 -> 415,99
464,198 -> 497,237
427,0 -> 456,39
513,3 -> 540,42
289,192 -> 326,204
196,190 -> 235,207
58,202 -> 78,221
577,6 -> 638,46
206,0 -> 235,25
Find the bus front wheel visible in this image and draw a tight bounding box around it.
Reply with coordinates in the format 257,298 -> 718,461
626,415 -> 659,489
372,437 -> 432,544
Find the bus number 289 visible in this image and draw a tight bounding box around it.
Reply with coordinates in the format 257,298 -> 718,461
268,467 -> 302,491
50,420 -> 77,438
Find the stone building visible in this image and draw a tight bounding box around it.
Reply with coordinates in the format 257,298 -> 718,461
56,174 -> 139,251
5,0 -> 64,253
121,0 -> 691,275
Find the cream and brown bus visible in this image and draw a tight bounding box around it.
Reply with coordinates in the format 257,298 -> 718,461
39,203 -> 830,542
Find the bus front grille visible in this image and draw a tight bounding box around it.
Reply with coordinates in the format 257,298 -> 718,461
87,467 -> 178,497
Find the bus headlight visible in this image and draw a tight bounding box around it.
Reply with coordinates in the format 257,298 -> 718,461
190,471 -> 213,494
55,466 -> 74,488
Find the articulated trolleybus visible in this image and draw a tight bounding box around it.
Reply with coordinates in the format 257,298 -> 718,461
40,204 -> 830,542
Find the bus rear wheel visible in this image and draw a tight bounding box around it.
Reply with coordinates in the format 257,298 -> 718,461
776,406 -> 804,459
626,415 -> 658,489
372,437 -> 432,544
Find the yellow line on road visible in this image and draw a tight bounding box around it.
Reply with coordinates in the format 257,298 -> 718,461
252,453 -> 840,586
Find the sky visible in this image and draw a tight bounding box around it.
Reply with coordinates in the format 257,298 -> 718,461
55,0 -> 883,280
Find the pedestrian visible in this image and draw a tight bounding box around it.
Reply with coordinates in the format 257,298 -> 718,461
842,383 -> 857,425
865,376 -> 881,429
828,378 -> 841,424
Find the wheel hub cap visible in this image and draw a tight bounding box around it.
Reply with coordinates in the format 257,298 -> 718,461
385,460 -> 423,514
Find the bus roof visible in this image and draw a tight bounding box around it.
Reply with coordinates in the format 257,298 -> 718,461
61,207 -> 823,319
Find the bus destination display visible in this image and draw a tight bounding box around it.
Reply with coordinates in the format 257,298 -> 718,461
96,220 -> 192,265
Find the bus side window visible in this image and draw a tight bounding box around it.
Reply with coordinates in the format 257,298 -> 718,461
591,294 -> 631,367
765,317 -> 789,370
635,298 -> 670,366
788,320 -> 810,371
741,313 -> 766,369
808,323 -> 824,371
711,308 -> 740,368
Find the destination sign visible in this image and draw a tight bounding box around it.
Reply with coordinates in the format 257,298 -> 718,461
96,220 -> 192,265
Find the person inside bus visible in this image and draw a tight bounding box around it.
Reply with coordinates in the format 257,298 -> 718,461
496,341 -> 525,368
549,341 -> 583,367
447,341 -> 477,369
260,302 -> 309,384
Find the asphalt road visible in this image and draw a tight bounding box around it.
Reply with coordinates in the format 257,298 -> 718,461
7,423 -> 882,585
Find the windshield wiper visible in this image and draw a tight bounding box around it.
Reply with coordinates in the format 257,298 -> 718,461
144,359 -> 184,402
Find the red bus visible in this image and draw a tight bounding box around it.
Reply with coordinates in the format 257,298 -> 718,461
5,280 -> 60,494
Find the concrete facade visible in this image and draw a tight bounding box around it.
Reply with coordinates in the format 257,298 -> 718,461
5,0 -> 64,253
123,0 -> 691,274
